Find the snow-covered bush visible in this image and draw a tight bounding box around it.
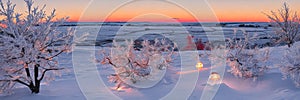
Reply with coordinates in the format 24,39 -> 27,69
0,0 -> 81,94
100,39 -> 175,89
280,43 -> 300,87
264,2 -> 300,47
226,29 -> 269,81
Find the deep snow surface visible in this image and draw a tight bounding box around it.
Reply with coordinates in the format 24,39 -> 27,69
1,24 -> 300,100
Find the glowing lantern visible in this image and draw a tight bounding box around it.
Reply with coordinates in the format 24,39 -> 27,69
210,72 -> 220,81
196,62 -> 203,69
208,72 -> 221,85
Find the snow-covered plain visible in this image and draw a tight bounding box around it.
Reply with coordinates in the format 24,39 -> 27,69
1,22 -> 300,100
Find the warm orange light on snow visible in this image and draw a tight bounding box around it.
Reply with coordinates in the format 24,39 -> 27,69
115,86 -> 129,92
176,70 -> 198,75
117,87 -> 124,91
196,62 -> 203,69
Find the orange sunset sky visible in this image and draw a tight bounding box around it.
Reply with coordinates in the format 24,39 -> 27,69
10,0 -> 300,22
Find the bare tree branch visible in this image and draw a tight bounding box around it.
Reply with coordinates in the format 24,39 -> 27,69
264,2 -> 300,47
39,68 -> 64,81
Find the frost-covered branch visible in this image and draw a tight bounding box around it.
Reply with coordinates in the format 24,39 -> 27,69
100,39 -> 175,89
264,2 -> 300,47
39,67 -> 64,81
226,29 -> 269,81
280,44 -> 300,87
0,0 -> 83,94
0,74 -> 29,87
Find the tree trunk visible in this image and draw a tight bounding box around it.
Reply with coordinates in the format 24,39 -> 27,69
30,83 -> 40,93
25,64 -> 41,94
32,64 -> 40,93
29,85 -> 40,93
287,39 -> 293,48
23,64 -> 58,94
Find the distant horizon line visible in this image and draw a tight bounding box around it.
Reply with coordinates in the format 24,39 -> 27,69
65,21 -> 270,23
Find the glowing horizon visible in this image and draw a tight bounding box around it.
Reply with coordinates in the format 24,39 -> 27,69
6,0 -> 300,23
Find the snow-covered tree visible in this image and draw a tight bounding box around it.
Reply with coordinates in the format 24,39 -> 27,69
0,0 -> 79,94
100,39 -> 175,90
280,43 -> 300,87
226,29 -> 269,81
264,2 -> 300,47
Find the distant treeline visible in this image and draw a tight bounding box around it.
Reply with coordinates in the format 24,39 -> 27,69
46,22 -> 272,27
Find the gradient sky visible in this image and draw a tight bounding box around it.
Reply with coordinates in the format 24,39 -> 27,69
10,0 -> 300,22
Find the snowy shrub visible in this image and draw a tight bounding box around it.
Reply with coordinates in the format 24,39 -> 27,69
280,44 -> 300,87
226,29 -> 269,81
100,39 -> 175,89
0,0 -> 83,94
264,2 -> 300,47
